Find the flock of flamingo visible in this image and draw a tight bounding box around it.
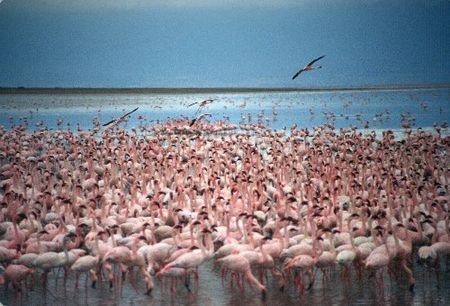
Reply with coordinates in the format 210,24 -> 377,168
0,103 -> 449,302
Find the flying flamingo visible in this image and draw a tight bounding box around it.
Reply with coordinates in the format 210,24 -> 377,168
190,113 -> 212,127
292,55 -> 325,80
188,99 -> 214,116
102,107 -> 139,127
187,99 -> 214,108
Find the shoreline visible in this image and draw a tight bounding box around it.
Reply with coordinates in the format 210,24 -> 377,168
1,83 -> 450,95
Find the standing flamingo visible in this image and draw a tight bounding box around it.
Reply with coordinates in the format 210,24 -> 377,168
0,264 -> 35,295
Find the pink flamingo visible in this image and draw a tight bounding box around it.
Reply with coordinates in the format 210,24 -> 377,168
0,264 -> 35,295
292,55 -> 325,79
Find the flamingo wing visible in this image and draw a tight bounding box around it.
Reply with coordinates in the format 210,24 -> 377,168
119,107 -> 139,120
201,99 -> 214,106
102,119 -> 116,127
306,55 -> 325,67
189,118 -> 197,127
292,69 -> 305,80
189,113 -> 212,126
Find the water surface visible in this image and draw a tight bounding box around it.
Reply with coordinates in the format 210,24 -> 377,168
0,87 -> 448,133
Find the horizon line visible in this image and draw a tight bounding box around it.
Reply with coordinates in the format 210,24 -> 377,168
1,83 -> 449,95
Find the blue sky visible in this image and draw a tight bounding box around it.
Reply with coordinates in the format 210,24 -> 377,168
0,0 -> 449,88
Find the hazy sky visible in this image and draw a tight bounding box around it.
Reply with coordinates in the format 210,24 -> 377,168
0,0 -> 449,87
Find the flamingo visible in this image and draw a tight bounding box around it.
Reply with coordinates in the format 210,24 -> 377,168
187,99 -> 214,116
292,55 -> 325,79
71,254 -> 99,288
315,233 -> 337,282
70,233 -> 103,289
240,235 -> 285,290
365,231 -> 392,293
190,113 -> 212,127
217,252 -> 267,299
187,99 -> 214,108
0,264 -> 35,295
159,230 -> 213,276
31,233 -> 75,290
283,237 -> 321,293
102,107 -> 139,127
1,102 -> 449,301
155,266 -> 197,293
335,232 -> 358,280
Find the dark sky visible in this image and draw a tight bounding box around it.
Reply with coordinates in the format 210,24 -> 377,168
0,0 -> 449,87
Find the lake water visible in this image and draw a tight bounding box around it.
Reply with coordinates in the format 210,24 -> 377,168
0,87 -> 449,305
0,87 -> 449,133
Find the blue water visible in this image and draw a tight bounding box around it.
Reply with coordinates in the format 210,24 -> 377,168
0,88 -> 449,133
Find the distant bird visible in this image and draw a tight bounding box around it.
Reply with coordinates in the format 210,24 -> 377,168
292,55 -> 325,80
190,113 -> 212,127
187,99 -> 214,108
188,99 -> 214,116
102,107 -> 139,127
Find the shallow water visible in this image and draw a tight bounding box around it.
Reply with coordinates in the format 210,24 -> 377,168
2,259 -> 450,306
0,88 -> 449,132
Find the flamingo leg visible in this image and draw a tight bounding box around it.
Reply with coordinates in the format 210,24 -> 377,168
192,269 -> 199,289
103,261 -> 114,289
184,272 -> 192,292
220,268 -> 226,286
140,266 -> 153,295
244,269 -> 266,298
84,271 -> 89,289
401,259 -> 415,292
90,269 -> 98,289
127,267 -> 139,293
271,267 -> 285,291
74,272 -> 80,290
63,267 -> 69,288
306,268 -> 315,290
